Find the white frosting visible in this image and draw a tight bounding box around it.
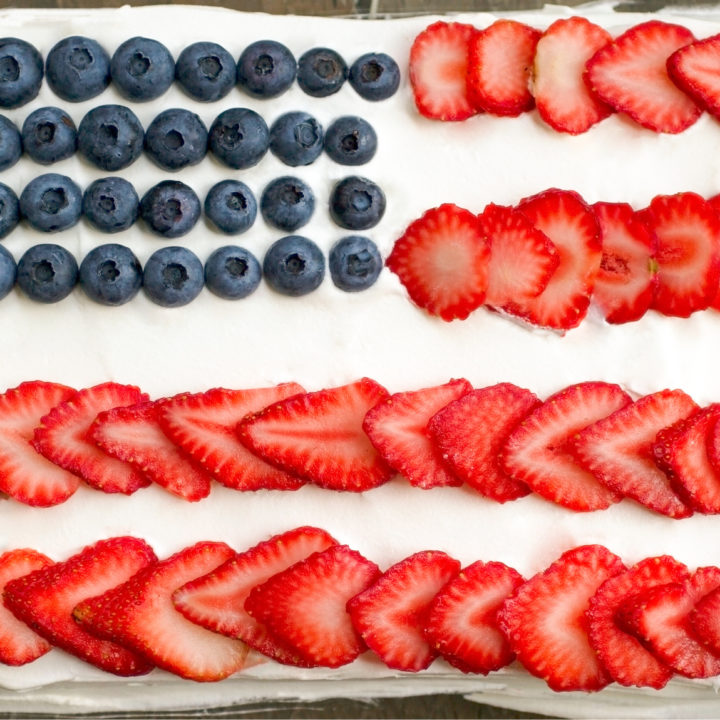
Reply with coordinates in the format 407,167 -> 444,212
2,4 -> 720,716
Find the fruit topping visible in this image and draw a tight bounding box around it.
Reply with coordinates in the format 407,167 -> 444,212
77,104 -> 144,171
246,544 -> 381,667
74,541 -> 251,682
585,20 -> 701,133
260,176 -> 315,232
19,173 -> 82,233
532,17 -> 613,134
572,389 -> 698,517
467,19 -> 540,117
409,21 -> 476,120
173,526 -> 337,664
33,381 -> 150,494
669,33 -> 720,121
428,383 -> 539,502
0,38 -> 43,108
269,111 -> 324,167
329,176 -> 386,231
323,115 -> 377,166
363,379 -> 472,489
0,380 -> 78,506
156,384 -> 306,492
426,559 -> 524,673
144,108 -> 208,172
207,108 -> 269,170
82,177 -> 139,234
502,382 -> 631,511
89,400 -> 213,502
4,537 -> 157,675
591,201 -> 658,324
78,243 -> 142,306
500,545 -> 625,691
16,243 -> 78,303
45,36 -> 110,102
387,203 -> 489,322
297,47 -> 347,97
0,244 -> 16,299
262,235 -> 325,297
328,235 -> 383,292
204,245 -> 261,300
110,37 -> 174,102
0,115 -> 22,171
348,52 -> 400,101
21,106 -> 77,165
587,555 -> 690,688
0,183 -> 19,239
236,40 -> 296,99
349,551 -> 460,672
142,246 -> 204,307
139,180 -> 201,238
204,180 -> 257,236
175,41 -> 236,102
238,378 -> 392,492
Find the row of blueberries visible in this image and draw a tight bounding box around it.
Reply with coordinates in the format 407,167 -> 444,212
0,36 -> 400,106
0,236 -> 382,307
0,173 -> 386,238
0,108 -> 378,172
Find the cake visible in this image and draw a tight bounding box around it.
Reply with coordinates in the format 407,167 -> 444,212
2,3 -> 720,717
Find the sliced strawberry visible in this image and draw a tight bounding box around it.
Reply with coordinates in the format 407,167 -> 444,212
347,551 -> 460,672
362,379 -> 471,489
467,20 -> 540,116
238,379 -> 393,492
587,555 -> 689,687
387,204 -> 490,322
591,202 -> 658,324
514,189 -> 601,330
0,549 -> 53,665
617,566 -> 720,678
479,203 -> 559,310
637,193 -> 720,317
4,537 -> 156,676
425,560 -> 524,674
409,21 -> 477,121
246,545 -> 380,667
0,381 -> 80,506
532,17 -> 613,134
74,541 -> 251,681
585,20 -> 701,133
501,382 -> 630,511
428,383 -> 539,502
173,526 -> 337,665
571,390 -> 698,518
499,545 -> 625,691
668,34 -> 720,121
32,382 -> 150,494
89,401 -> 212,502
690,581 -> 720,657
654,404 -> 720,513
156,385 -> 305,492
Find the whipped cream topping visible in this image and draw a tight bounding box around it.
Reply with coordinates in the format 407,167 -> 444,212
2,4 -> 720,716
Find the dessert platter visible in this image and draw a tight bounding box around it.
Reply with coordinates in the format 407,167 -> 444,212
3,2 -> 720,717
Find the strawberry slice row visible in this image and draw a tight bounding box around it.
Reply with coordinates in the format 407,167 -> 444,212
6,531 -> 720,692
388,189 -> 720,329
410,17 -> 720,135
8,376 -> 720,519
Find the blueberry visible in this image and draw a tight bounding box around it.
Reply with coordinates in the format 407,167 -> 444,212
0,182 -> 19,238
204,180 -> 256,235
329,176 -> 385,230
77,104 -> 143,172
82,177 -> 139,233
145,108 -> 207,171
263,235 -> 324,297
143,246 -> 203,307
269,112 -> 323,167
0,245 -> 16,299
208,108 -> 268,170
20,173 -> 82,233
349,52 -> 400,101
329,235 -> 382,292
17,243 -> 78,302
140,180 -> 201,238
204,245 -> 261,300
0,38 -> 43,108
176,41 -> 235,102
45,36 -> 111,102
21,107 -> 77,165
79,243 -> 142,305
237,40 -> 296,99
297,48 -> 347,98
261,176 -> 314,232
111,37 -> 174,102
324,116 -> 377,166
0,115 -> 21,171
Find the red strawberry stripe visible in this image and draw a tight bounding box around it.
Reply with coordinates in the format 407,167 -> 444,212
668,34 -> 720,120
587,556 -> 689,688
0,549 -> 54,666
467,20 -> 540,116
500,545 -> 625,692
347,551 -> 461,672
